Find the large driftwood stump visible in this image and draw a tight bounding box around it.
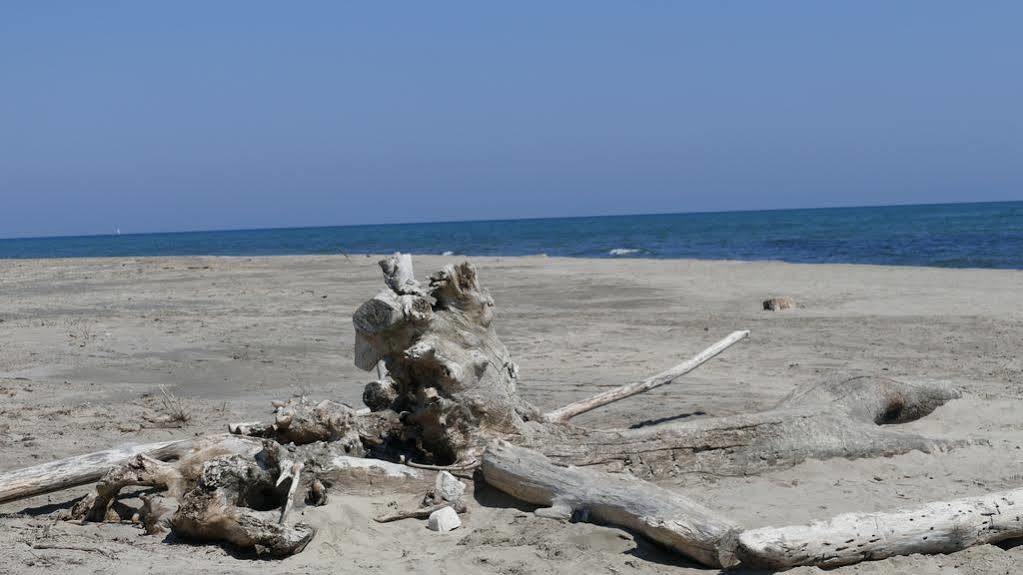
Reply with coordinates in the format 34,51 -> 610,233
353,255 -> 539,463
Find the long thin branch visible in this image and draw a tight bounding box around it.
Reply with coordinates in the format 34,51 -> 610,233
31,542 -> 117,559
542,330 -> 750,423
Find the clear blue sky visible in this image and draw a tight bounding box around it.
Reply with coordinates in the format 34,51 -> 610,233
1,2 -> 1020,237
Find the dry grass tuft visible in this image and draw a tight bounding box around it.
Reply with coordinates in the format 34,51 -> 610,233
156,385 -> 191,424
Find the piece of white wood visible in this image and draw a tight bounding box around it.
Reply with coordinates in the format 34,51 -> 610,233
736,487 -> 1023,569
543,330 -> 750,423
379,252 -> 420,295
227,421 -> 271,435
325,455 -> 422,479
481,440 -> 741,568
0,440 -> 185,503
0,434 -> 262,504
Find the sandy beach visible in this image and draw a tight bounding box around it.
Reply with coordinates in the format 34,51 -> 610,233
1,254 -> 1021,574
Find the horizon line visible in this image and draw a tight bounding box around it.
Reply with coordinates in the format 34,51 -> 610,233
2,198 -> 1019,242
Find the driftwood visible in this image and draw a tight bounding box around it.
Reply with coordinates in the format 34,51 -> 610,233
481,440 -> 741,568
0,253 -> 999,570
520,375 -> 963,478
736,487 -> 1023,569
23,435 -> 428,556
542,329 -> 750,423
483,440 -> 1021,570
0,434 -> 261,504
352,255 -> 539,463
374,500 -> 467,523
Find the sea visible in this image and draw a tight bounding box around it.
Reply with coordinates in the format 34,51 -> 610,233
2,201 -> 1022,269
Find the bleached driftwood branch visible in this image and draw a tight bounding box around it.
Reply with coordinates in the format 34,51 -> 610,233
0,435 -> 260,504
736,487 -> 1023,569
542,329 -> 749,423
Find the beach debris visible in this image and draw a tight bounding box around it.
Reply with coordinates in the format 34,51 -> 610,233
542,329 -> 749,423
735,487 -> 1023,569
362,376 -> 398,412
427,506 -> 461,532
170,445 -> 314,557
0,253 -> 988,570
139,492 -> 178,534
375,500 -> 467,523
350,254 -> 538,463
373,470 -> 468,523
30,542 -> 116,559
763,296 -> 796,311
305,479 -> 328,506
482,441 -> 738,566
227,421 -> 272,435
434,471 -> 466,503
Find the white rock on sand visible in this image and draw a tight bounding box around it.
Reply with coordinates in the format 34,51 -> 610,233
435,470 -> 466,503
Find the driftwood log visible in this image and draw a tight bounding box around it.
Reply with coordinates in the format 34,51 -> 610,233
0,435 -> 261,504
0,253 -> 1002,570
481,440 -> 742,567
736,487 -> 1023,569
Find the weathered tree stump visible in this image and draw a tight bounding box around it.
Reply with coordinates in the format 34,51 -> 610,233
353,255 -> 539,463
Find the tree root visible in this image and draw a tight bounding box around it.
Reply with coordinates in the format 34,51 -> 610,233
169,445 -> 314,557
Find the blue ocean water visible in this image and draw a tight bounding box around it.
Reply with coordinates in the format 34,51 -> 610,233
2,201 -> 1023,269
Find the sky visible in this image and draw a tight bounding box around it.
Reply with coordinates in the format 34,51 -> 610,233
1,2 -> 1021,238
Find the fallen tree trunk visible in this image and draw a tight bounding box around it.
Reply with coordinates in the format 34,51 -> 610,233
736,487 -> 1023,569
481,440 -> 741,568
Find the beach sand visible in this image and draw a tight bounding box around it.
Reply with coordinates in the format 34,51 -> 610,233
1,255 -> 1021,574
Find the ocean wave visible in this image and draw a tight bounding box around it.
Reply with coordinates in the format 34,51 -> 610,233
608,248 -> 641,256
442,250 -> 454,256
